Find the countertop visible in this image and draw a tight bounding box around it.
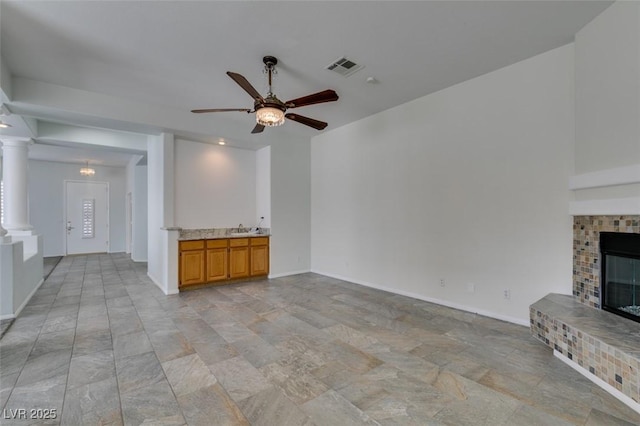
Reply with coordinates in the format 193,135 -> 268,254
178,228 -> 270,241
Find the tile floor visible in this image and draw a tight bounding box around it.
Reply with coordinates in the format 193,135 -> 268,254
1,253 -> 639,425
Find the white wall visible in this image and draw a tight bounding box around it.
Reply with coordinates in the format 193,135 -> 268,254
575,1 -> 639,175
571,1 -> 640,214
170,137 -> 310,278
29,159 -> 127,256
165,135 -> 309,280
132,164 -> 148,261
126,157 -> 135,253
0,237 -> 43,320
270,134 -> 311,277
311,44 -> 575,325
174,139 -> 257,229
147,133 -> 175,293
256,146 -> 271,228
11,236 -> 43,315
0,242 -> 21,318
146,134 -> 162,286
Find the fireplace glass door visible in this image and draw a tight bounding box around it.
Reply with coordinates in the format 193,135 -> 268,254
600,232 -> 640,323
604,254 -> 639,318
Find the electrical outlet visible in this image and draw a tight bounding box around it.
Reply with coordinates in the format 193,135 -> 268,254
467,283 -> 475,293
503,289 -> 511,300
440,279 -> 445,287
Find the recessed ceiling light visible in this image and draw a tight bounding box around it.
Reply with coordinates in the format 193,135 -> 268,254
0,120 -> 11,128
218,140 -> 226,145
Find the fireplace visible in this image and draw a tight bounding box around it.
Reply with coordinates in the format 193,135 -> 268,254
600,232 -> 640,323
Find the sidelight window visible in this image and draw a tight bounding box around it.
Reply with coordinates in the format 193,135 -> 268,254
82,198 -> 95,239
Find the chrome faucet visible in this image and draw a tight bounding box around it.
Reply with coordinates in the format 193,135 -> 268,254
255,217 -> 264,234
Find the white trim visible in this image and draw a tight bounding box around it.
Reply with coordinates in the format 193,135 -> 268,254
569,197 -> 640,216
554,350 -> 640,415
268,269 -> 311,279
0,277 -> 45,320
311,270 -> 530,327
569,165 -> 640,190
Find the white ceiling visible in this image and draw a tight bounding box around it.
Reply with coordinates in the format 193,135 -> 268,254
0,1 -> 613,161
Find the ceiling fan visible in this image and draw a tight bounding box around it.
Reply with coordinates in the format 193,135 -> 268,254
191,56 -> 339,134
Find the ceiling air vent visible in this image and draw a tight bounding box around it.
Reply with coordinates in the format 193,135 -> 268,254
325,56 -> 364,77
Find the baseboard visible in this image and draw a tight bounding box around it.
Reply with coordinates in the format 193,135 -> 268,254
554,350 -> 640,415
311,269 -> 529,327
147,271 -> 167,294
268,269 -> 311,279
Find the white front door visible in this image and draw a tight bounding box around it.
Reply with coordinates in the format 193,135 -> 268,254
65,181 -> 109,255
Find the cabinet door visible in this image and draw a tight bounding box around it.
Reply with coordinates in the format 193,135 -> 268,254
206,248 -> 228,282
229,246 -> 249,279
180,250 -> 205,286
250,245 -> 269,276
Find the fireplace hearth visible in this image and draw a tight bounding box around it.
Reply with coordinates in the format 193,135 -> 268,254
601,232 -> 640,323
532,216 -> 640,409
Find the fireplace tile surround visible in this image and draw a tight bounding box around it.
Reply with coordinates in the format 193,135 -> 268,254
573,215 -> 640,308
530,215 -> 640,408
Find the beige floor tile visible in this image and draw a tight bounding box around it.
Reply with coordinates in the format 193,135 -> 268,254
2,253 -> 639,425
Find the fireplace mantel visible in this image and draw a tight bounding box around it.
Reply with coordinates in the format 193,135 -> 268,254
568,164 -> 640,216
569,164 -> 640,190
569,198 -> 640,216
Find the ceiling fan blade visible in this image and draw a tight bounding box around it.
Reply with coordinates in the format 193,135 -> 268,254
191,108 -> 251,113
227,72 -> 264,102
285,113 -> 328,130
285,89 -> 338,108
251,123 -> 265,134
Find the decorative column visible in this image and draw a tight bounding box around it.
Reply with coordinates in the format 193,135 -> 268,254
1,138 -> 34,235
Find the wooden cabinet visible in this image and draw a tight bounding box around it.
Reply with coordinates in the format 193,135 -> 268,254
250,237 -> 269,276
179,236 -> 269,289
206,239 -> 228,282
179,240 -> 205,287
229,238 -> 250,279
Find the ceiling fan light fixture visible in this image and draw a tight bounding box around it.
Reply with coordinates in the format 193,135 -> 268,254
256,107 -> 285,127
192,56 -> 337,133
